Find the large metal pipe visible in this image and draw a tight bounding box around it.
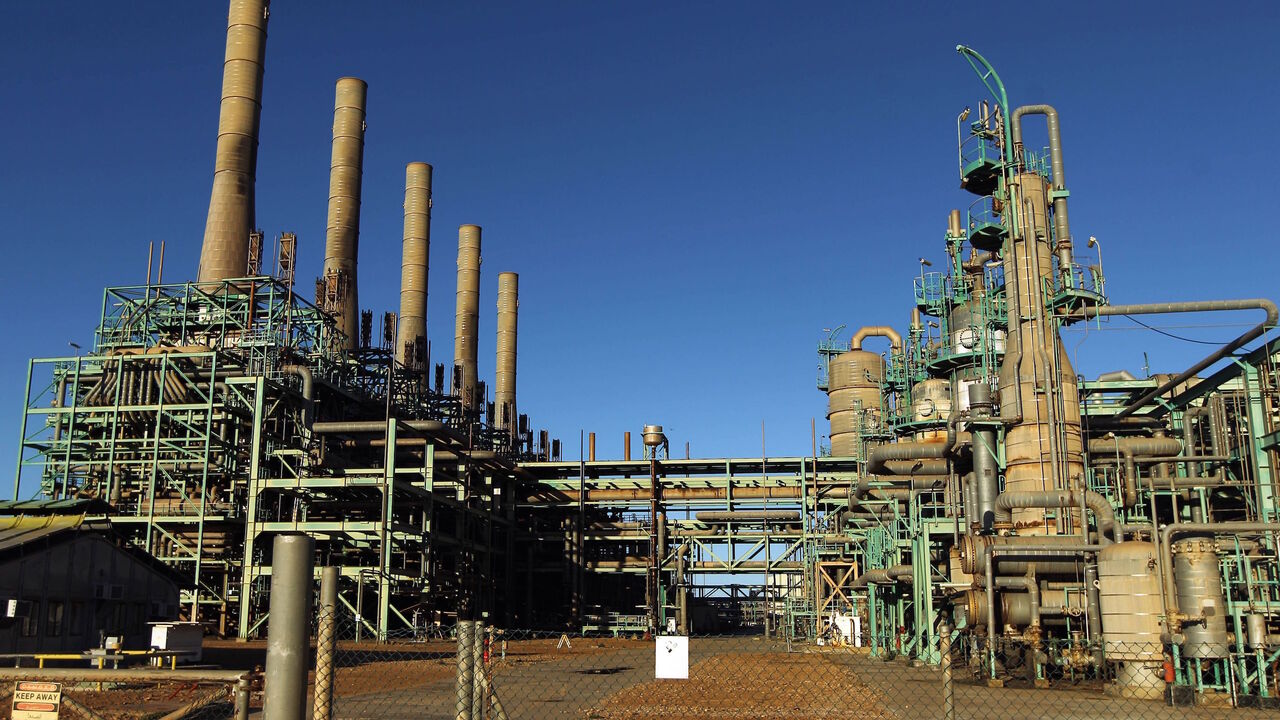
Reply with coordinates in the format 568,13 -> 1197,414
197,0 -> 270,284
1087,436 -> 1182,506
1074,300 -> 1278,419
454,225 -> 482,406
494,272 -> 518,437
322,77 -> 368,350
852,564 -> 913,588
849,326 -> 903,352
992,489 -> 1117,542
864,418 -> 957,474
1010,105 -> 1072,273
396,162 -> 432,367
263,534 -> 313,720
694,510 -> 800,523
970,384 -> 1000,532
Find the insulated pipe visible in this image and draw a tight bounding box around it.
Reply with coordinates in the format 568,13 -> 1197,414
1010,105 -> 1072,273
322,77 -> 368,350
197,0 -> 270,285
853,564 -> 913,588
849,326 -> 903,352
865,415 -> 958,474
694,510 -> 801,523
981,543 -> 1102,653
970,384 -> 999,532
961,535 -> 1103,576
263,534 -> 313,720
280,364 -> 314,428
396,162 -> 432,367
1073,300 -> 1278,419
1087,436 -> 1182,506
1183,405 -> 1223,476
454,225 -> 482,407
975,575 -> 1042,628
992,489 -> 1117,542
494,272 -> 518,438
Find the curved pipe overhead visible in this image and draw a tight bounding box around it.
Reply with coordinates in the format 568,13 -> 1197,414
850,326 -> 903,352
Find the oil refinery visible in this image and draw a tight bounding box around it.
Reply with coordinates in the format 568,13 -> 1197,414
6,0 -> 1280,710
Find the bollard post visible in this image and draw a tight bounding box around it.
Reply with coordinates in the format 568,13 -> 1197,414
470,620 -> 484,719
455,620 -> 474,720
312,566 -> 339,720
234,676 -> 251,720
264,533 -> 314,720
940,624 -> 954,720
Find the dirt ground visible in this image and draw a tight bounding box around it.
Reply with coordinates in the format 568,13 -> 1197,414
587,652 -> 892,719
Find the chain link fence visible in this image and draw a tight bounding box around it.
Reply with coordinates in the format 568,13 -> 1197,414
324,621 -> 936,719
0,668 -> 250,720
947,635 -> 1280,719
315,623 -> 1280,720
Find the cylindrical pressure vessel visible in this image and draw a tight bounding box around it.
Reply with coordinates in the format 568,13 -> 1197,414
826,350 -> 885,457
1172,538 -> 1229,658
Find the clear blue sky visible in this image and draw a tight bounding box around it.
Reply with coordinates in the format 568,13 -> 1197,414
2,1 -> 1277,490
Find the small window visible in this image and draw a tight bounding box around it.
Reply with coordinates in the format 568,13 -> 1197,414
21,602 -> 39,637
68,602 -> 84,636
46,601 -> 64,637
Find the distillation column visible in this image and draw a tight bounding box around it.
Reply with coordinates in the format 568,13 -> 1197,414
196,0 -> 270,284
997,172 -> 1085,534
396,162 -> 432,367
322,77 -> 368,350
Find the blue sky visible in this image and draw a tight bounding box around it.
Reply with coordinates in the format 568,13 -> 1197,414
2,1 -> 1277,489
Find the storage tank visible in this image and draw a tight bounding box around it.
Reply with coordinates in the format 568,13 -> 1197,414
826,350 -> 885,457
1099,541 -> 1164,699
1172,538 -> 1229,658
911,378 -> 951,442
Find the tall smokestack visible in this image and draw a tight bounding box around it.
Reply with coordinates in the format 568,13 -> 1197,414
494,272 -> 518,438
453,225 -> 481,407
396,162 -> 432,367
322,77 -> 368,350
196,0 -> 270,284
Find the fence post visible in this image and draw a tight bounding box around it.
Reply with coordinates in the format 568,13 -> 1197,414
313,566 -> 339,720
455,620 -> 474,720
264,533 -> 314,720
470,621 -> 485,719
940,623 -> 954,720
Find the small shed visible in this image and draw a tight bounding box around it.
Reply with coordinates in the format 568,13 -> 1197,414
0,515 -> 181,655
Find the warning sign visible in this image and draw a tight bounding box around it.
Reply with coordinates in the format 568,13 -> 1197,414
12,681 -> 61,720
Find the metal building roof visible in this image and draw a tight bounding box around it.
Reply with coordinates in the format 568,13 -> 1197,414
0,515 -> 88,554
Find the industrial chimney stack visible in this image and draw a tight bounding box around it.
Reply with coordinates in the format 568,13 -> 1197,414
321,77 -> 368,350
494,272 -> 518,439
396,162 -> 432,367
196,0 -> 270,284
454,225 -> 481,407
